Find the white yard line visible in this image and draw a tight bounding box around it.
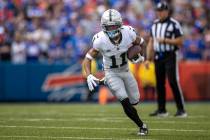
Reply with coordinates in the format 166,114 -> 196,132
0,136 -> 112,140
0,135 -> 153,140
145,120 -> 206,125
0,112 -> 207,118
0,125 -> 206,132
0,112 -> 122,117
1,118 -> 209,125
167,116 -> 207,119
2,118 -> 124,123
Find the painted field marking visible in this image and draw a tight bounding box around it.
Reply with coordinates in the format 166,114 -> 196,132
0,112 -> 207,119
0,135 -> 154,140
1,117 -> 209,125
0,125 -> 206,132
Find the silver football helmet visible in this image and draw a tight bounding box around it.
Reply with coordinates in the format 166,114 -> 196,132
101,9 -> 122,39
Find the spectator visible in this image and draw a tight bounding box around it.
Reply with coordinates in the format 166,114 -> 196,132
0,21 -> 11,61
11,32 -> 26,64
32,21 -> 52,62
48,36 -> 63,64
25,37 -> 40,62
73,26 -> 90,59
183,29 -> 205,60
203,29 -> 210,60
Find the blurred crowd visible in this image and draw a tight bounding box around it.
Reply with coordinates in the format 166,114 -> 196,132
0,0 -> 209,64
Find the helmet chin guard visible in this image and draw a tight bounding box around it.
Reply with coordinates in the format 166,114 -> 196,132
106,29 -> 120,38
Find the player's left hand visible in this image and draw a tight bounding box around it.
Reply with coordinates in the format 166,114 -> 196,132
87,74 -> 99,91
131,54 -> 145,64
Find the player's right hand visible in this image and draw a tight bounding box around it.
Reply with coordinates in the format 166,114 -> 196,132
131,54 -> 145,64
87,74 -> 99,91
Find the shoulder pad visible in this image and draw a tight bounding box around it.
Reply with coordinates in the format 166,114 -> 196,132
122,25 -> 136,32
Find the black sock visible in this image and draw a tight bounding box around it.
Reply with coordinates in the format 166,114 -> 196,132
120,98 -> 143,128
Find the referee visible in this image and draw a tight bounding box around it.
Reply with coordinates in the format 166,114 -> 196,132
146,2 -> 187,117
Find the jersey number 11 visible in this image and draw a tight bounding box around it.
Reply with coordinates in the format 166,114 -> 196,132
110,52 -> 127,68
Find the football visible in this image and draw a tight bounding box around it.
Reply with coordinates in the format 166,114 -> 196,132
127,45 -> 142,60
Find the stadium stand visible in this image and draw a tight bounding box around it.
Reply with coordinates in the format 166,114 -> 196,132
0,0 -> 209,63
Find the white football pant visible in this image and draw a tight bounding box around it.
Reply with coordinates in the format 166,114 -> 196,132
105,70 -> 140,104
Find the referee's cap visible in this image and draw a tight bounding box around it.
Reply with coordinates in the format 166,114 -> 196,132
155,1 -> 169,11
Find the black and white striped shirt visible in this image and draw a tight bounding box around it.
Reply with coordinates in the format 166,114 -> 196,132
150,17 -> 183,52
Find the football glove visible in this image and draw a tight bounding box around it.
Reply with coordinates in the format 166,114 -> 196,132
87,74 -> 99,91
131,54 -> 145,64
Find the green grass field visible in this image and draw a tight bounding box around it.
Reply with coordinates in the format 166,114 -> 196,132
0,102 -> 209,140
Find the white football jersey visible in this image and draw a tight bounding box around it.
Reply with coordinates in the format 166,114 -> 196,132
92,25 -> 137,71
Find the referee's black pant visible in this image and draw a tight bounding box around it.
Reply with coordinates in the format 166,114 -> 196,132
154,51 -> 184,112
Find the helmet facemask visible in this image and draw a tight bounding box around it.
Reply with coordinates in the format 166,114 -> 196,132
102,24 -> 121,39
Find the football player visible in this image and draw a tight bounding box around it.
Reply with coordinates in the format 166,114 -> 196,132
82,9 -> 148,136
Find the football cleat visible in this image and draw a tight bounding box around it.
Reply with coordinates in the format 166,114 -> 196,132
174,110 -> 187,118
149,110 -> 169,117
138,123 -> 148,136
